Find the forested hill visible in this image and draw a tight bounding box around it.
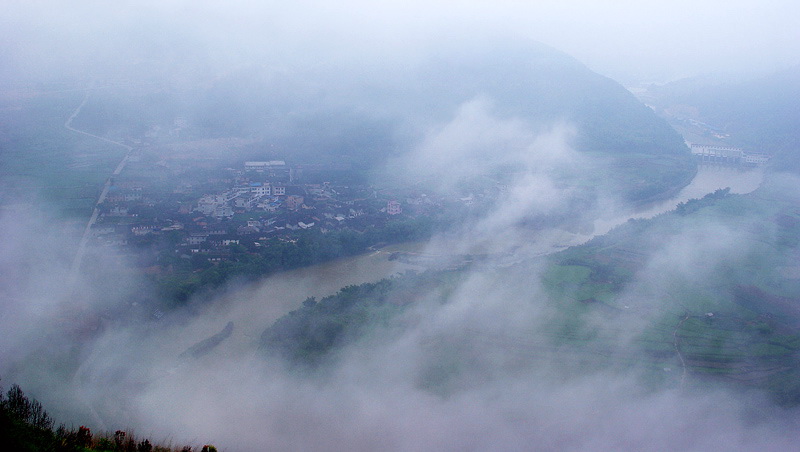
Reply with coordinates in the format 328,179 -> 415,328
407,40 -> 688,156
71,40 -> 689,163
59,39 -> 695,204
192,40 -> 690,161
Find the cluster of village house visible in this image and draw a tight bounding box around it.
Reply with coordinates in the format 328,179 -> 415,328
90,160 -> 412,262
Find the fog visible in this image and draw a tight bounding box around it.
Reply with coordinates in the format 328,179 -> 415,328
3,0 -> 799,86
2,1 -> 800,450
4,156 -> 799,450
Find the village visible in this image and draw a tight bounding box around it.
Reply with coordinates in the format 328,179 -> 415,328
86,156 -> 491,276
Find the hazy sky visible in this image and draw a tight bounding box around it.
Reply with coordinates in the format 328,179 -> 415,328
3,0 -> 799,85
4,2 -> 800,449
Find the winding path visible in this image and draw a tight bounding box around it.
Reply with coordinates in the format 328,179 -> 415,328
66,85 -> 134,291
64,84 -> 138,431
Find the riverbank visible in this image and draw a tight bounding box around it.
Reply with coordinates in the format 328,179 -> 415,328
52,162 -> 769,434
177,164 -> 766,358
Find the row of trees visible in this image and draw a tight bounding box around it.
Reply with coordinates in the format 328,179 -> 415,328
260,278 -> 401,365
259,270 -> 459,367
674,187 -> 731,215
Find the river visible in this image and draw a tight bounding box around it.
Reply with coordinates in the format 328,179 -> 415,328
590,163 -> 765,236
173,164 -> 765,357
68,163 -> 767,433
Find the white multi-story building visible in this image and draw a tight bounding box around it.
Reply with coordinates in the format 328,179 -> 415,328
250,183 -> 271,196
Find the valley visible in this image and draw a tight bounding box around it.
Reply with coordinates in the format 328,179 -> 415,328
2,4 -> 799,449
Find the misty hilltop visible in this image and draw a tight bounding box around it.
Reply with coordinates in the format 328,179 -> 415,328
53,39 -> 694,204
189,40 -> 687,153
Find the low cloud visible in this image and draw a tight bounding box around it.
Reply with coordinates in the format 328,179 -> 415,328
2,109 -> 798,451
388,97 -> 607,257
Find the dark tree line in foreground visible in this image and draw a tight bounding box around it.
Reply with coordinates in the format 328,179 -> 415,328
0,381 -> 215,452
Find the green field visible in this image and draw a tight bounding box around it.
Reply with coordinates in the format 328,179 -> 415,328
260,179 -> 800,404
538,182 -> 800,402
